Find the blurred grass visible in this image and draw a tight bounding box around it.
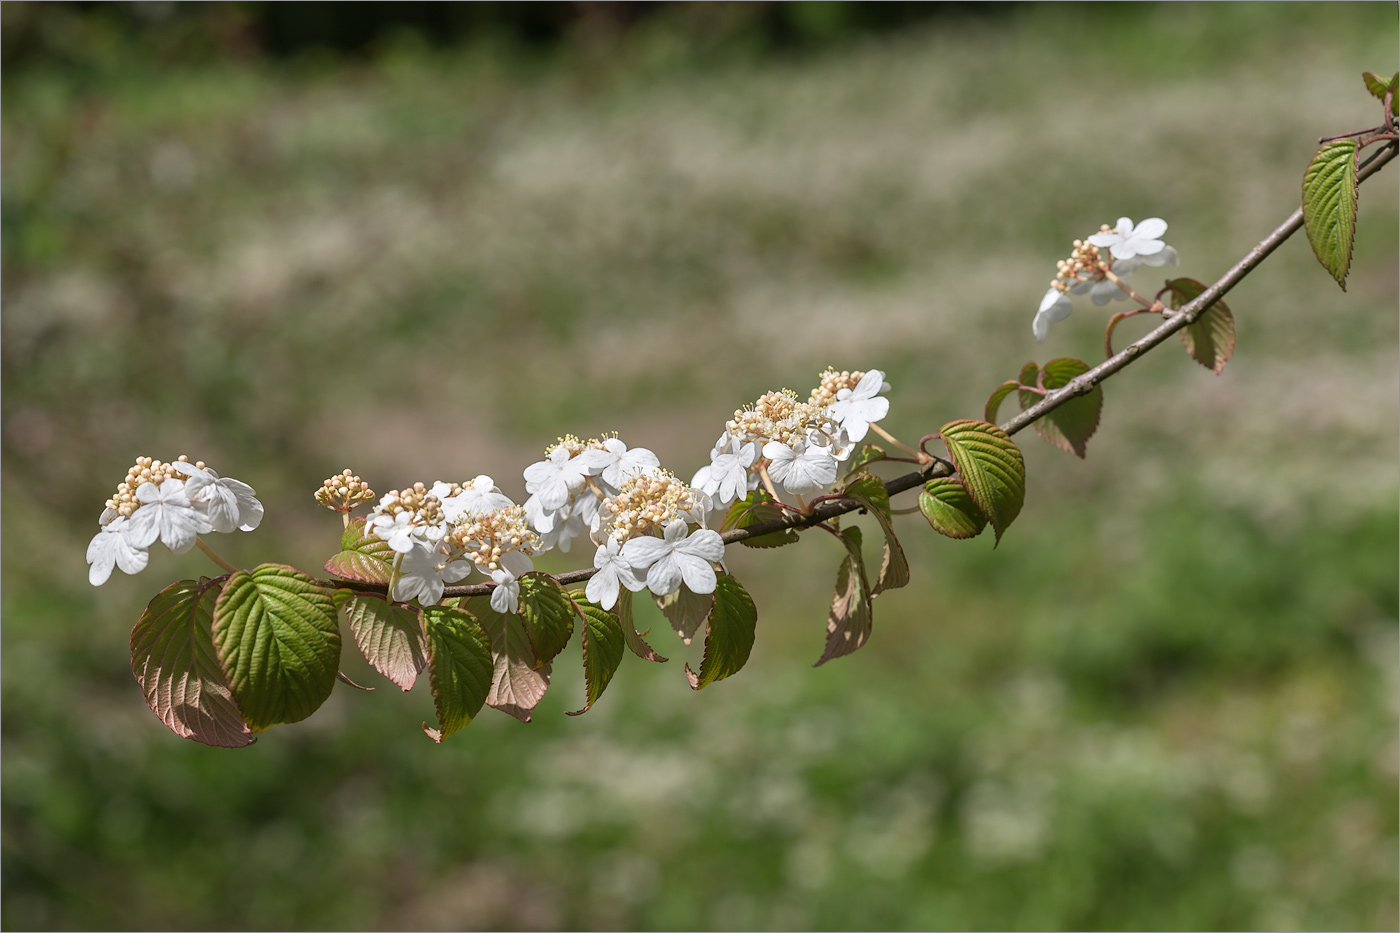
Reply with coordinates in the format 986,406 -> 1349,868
3,3 -> 1397,930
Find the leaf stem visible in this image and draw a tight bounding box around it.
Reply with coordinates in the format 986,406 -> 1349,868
868,422 -> 925,460
196,538 -> 238,574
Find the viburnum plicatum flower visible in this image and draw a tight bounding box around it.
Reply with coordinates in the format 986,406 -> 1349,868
763,438 -> 838,495
86,516 -> 149,585
393,542 -> 472,606
173,461 -> 264,533
1033,287 -> 1074,342
622,519 -> 725,597
490,569 -> 520,614
585,537 -> 645,610
367,509 -> 422,554
691,436 -> 758,508
594,437 -> 660,490
523,443 -> 602,511
126,479 -> 211,554
439,475 -> 513,523
1088,216 -> 1168,261
829,369 -> 890,443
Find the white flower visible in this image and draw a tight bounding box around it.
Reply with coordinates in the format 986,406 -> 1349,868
1070,258 -> 1139,306
763,439 -> 838,495
367,511 -> 420,554
1134,244 -> 1179,268
694,437 -> 757,508
490,569 -> 520,614
623,520 -> 725,597
595,438 -> 661,490
523,446 -> 593,512
1088,217 -> 1168,261
86,516 -> 149,586
393,542 -> 472,605
172,462 -> 264,533
807,424 -> 853,462
126,480 -> 211,554
829,369 -> 890,443
523,493 -> 556,536
585,538 -> 645,610
441,475 -> 513,522
1033,287 -> 1074,342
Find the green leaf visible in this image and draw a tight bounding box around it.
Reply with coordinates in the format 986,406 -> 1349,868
939,419 -> 1026,546
654,584 -> 715,646
815,526 -> 872,666
1166,277 -> 1236,374
419,606 -> 493,742
726,490 -> 799,548
343,594 -> 428,692
616,590 -> 667,662
130,578 -> 254,748
841,477 -> 907,596
918,477 -> 987,540
844,444 -> 887,477
467,596 -> 551,722
1362,70 -> 1392,101
517,573 -> 575,666
566,599 -> 626,715
1019,358 -> 1101,458
1302,138 -> 1359,290
841,473 -> 891,522
985,380 -> 1019,425
211,564 -> 341,732
685,574 -> 758,690
324,516 -> 395,585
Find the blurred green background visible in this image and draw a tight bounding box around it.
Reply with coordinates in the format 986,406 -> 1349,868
3,2 -> 1397,929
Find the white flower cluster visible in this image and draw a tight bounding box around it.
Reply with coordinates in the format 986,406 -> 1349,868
86,456 -> 264,586
1034,217 -> 1179,341
693,367 -> 889,507
365,476 -> 534,613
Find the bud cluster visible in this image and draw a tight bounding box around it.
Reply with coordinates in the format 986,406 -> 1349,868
597,470 -> 704,545
314,469 -> 375,513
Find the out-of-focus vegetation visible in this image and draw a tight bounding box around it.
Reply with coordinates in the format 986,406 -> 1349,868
3,2 -> 1397,929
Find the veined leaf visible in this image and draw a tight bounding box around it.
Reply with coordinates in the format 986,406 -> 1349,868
130,577 -> 254,748
939,420 -> 1026,546
1361,71 -> 1398,113
343,594 -> 428,691
212,564 -> 341,731
1019,358 -> 1101,458
617,591 -> 667,662
517,573 -> 575,666
919,477 -> 987,540
816,526 -> 872,666
844,444 -> 887,477
685,574 -> 758,690
1302,138 -> 1359,290
567,598 -> 626,714
985,380 -> 1019,425
468,596 -> 551,722
726,490 -> 799,548
420,606 -> 493,742
1166,277 -> 1236,374
324,516 -> 395,585
654,584 -> 715,646
842,478 -> 907,595
841,474 -> 891,522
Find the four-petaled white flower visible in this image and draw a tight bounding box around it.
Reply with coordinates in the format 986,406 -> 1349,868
1088,217 -> 1168,261
595,438 -> 660,490
1033,287 -> 1074,342
623,520 -> 724,597
693,436 -> 757,508
367,510 -> 421,553
523,447 -> 594,512
86,516 -> 150,586
830,369 -> 890,443
585,538 -> 645,610
441,475 -> 513,522
393,542 -> 473,605
490,569 -> 520,614
173,462 -> 264,533
763,439 -> 838,495
126,480 -> 211,554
